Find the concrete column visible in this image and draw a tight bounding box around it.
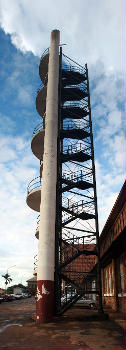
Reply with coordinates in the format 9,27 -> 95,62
36,29 -> 60,323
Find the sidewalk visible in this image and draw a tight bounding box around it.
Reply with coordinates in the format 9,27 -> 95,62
0,298 -> 125,350
103,305 -> 126,332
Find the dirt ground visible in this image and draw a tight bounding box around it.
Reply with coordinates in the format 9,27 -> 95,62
0,297 -> 126,350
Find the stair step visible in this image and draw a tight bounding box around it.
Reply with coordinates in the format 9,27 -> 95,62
58,294 -> 82,315
61,106 -> 89,119
60,249 -> 97,269
62,206 -> 95,220
62,87 -> 88,102
61,151 -> 92,163
61,179 -> 93,192
61,129 -> 90,140
62,216 -> 76,227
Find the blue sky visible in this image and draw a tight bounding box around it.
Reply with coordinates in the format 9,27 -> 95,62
0,0 -> 125,288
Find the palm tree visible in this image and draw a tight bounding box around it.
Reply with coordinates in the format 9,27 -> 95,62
2,273 -> 12,290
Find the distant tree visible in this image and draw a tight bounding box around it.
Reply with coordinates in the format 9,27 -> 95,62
2,273 -> 12,289
6,286 -> 13,294
7,283 -> 27,294
17,283 -> 27,290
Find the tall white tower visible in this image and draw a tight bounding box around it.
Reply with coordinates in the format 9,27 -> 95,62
36,30 -> 60,323
26,29 -> 103,324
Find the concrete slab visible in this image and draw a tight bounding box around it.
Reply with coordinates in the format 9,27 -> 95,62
0,297 -> 125,350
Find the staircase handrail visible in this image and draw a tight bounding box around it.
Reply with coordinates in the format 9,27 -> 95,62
27,176 -> 42,194
32,121 -> 44,136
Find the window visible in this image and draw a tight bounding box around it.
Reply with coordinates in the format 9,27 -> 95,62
106,270 -> 108,294
108,266 -> 112,294
120,259 -> 124,294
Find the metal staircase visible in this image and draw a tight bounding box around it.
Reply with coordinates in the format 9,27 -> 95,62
55,50 -> 103,315
27,46 -> 103,316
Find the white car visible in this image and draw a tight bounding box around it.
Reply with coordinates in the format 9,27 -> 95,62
61,293 -> 75,304
76,297 -> 96,309
0,295 -> 4,303
11,294 -> 22,300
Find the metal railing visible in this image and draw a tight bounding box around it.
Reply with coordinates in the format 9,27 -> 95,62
62,198 -> 95,214
39,48 -> 49,85
32,122 -> 44,136
37,82 -> 45,93
62,56 -> 86,76
62,169 -> 93,183
27,176 -> 42,194
62,101 -> 89,112
35,215 -> 40,228
62,53 -> 87,71
40,47 -> 49,62
63,143 -> 91,156
62,79 -> 87,92
62,270 -> 98,288
63,119 -> 90,132
62,230 -> 96,246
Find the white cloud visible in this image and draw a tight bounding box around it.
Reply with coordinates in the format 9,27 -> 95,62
0,133 -> 39,287
95,159 -> 126,231
17,86 -> 32,105
0,113 -> 16,131
0,0 -> 125,287
0,255 -> 36,287
108,133 -> 126,168
96,110 -> 122,139
0,0 -> 125,72
90,61 -> 126,175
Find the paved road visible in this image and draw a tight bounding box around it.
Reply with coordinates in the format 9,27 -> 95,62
0,297 -> 125,350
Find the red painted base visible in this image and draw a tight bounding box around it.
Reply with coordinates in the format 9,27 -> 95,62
36,280 -> 54,323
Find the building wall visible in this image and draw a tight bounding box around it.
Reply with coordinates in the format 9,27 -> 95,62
100,202 -> 126,258
100,181 -> 126,314
101,251 -> 126,313
101,260 -> 117,310
116,251 -> 126,313
0,288 -> 6,294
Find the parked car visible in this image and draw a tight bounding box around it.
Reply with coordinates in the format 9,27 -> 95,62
0,294 -> 6,302
61,293 -> 75,304
13,294 -> 22,300
22,293 -> 31,298
21,293 -> 27,298
7,294 -> 16,301
0,295 -> 4,303
27,293 -> 32,298
76,297 -> 96,309
0,294 -> 14,302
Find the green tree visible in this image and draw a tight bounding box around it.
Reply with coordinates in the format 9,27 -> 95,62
2,273 -> 12,289
6,286 -> 13,294
7,284 -> 27,294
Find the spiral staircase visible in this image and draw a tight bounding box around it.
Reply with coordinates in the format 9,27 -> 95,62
26,48 -> 103,315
